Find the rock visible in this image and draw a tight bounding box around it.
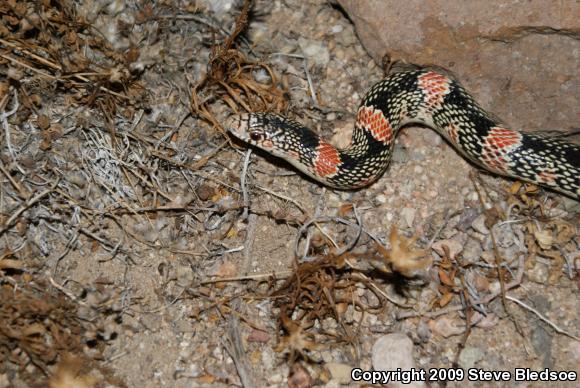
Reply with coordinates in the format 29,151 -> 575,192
428,316 -> 464,338
458,346 -> 485,369
0,375 -> 8,388
252,68 -> 272,84
462,237 -> 483,264
140,313 -> 163,332
565,341 -> 580,365
325,362 -> 353,385
199,0 -> 237,16
330,24 -> 344,34
372,333 -> 425,388
529,295 -> 554,368
298,38 -> 330,67
337,1 -> 578,136
176,264 -> 194,287
455,208 -> 480,232
375,193 -> 387,204
400,207 -> 416,228
247,329 -> 270,343
471,214 -> 490,235
261,347 -> 276,370
532,325 -> 554,368
288,363 -> 314,388
415,319 -> 431,343
326,112 -> 337,121
472,312 -> 499,330
527,262 -> 550,284
432,238 -> 463,259
391,144 -> 409,163
469,272 -> 490,292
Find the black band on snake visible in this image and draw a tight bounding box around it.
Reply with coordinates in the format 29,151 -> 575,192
227,66 -> 580,200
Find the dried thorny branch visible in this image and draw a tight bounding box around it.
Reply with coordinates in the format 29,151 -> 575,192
370,228 -> 432,278
0,277 -> 125,386
190,0 -> 288,133
272,249 -> 387,362
1,1 -> 264,383
0,2 -> 144,104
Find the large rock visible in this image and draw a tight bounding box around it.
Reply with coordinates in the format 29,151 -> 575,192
337,0 -> 579,134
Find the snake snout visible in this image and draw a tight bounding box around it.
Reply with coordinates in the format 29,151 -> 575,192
225,113 -> 250,138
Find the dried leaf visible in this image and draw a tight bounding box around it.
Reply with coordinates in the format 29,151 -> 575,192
125,46 -> 140,64
553,220 -> 575,244
533,228 -> 553,250
438,269 -> 454,287
509,181 -> 523,194
472,273 -> 490,292
49,354 -> 98,388
275,315 -> 320,355
432,239 -> 463,260
0,258 -> 25,270
337,203 -> 353,217
543,250 -> 565,284
438,292 -> 454,307
195,375 -> 216,385
373,228 -> 432,277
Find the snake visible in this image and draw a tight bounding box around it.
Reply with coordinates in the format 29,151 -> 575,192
227,66 -> 580,200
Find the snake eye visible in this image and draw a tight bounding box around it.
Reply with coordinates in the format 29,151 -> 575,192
249,131 -> 263,142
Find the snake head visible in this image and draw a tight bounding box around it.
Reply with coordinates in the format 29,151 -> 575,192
226,113 -> 291,151
226,113 -> 325,178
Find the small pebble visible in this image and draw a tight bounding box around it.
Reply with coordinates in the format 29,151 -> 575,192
375,194 -> 387,204
252,68 -> 272,84
372,333 -> 425,388
400,207 -> 416,228
432,238 -> 463,259
298,38 -> 330,67
462,238 -> 483,264
325,362 -> 353,385
458,346 -> 485,369
330,24 -> 343,34
471,214 -> 490,235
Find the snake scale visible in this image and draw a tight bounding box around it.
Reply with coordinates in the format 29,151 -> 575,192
227,66 -> 580,200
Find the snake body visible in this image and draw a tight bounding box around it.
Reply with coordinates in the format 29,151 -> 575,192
227,67 -> 580,199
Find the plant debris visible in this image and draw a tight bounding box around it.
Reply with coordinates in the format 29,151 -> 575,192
190,0 -> 288,132
0,0 -> 144,105
272,250 -> 385,363
0,276 -> 124,386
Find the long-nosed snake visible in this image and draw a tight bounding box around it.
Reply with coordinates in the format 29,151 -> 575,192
227,66 -> 579,200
